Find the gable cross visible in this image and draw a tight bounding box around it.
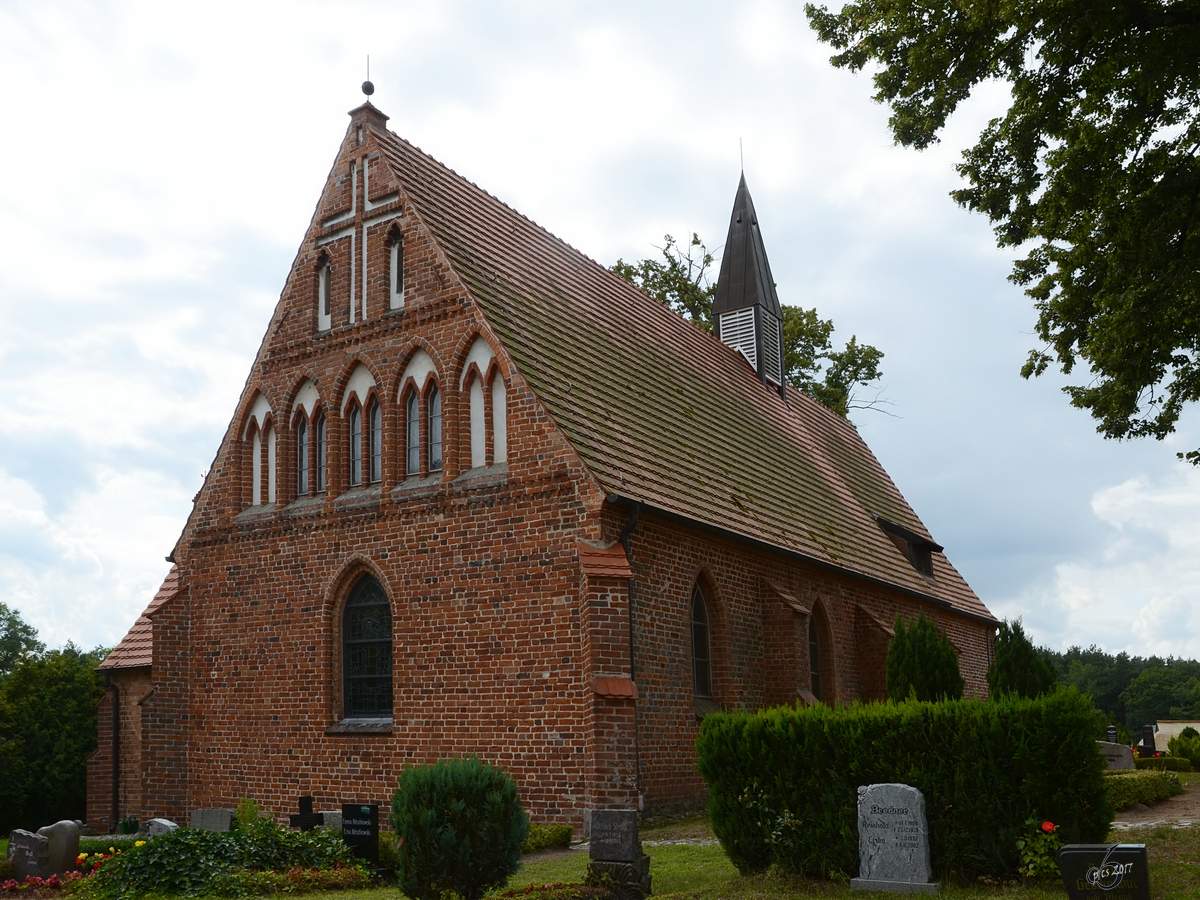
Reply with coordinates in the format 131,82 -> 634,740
318,131 -> 400,325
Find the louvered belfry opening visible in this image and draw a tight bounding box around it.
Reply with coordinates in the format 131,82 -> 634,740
713,174 -> 786,396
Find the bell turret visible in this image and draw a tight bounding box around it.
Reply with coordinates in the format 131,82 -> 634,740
713,174 -> 785,397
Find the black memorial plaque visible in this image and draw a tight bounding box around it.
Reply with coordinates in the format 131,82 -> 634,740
1106,725 -> 1118,743
341,803 -> 379,866
1057,844 -> 1150,900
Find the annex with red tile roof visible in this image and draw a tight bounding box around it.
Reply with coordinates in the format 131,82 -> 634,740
99,566 -> 180,671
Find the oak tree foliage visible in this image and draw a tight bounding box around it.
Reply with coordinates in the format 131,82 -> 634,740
806,1 -> 1200,459
0,600 -> 44,681
612,233 -> 885,416
0,643 -> 108,832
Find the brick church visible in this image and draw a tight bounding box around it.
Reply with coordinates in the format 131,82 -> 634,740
88,95 -> 997,833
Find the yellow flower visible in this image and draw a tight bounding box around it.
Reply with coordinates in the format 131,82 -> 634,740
109,848 -> 115,853
134,841 -> 145,848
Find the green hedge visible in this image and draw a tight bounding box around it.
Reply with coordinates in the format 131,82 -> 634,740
1134,756 -> 1191,771
522,823 -> 574,853
1104,770 -> 1184,810
696,689 -> 1111,881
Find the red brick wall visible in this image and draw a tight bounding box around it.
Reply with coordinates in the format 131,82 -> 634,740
599,506 -> 993,816
86,691 -> 112,832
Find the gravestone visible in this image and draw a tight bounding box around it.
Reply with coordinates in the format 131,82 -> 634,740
36,820 -> 80,874
1056,843 -> 1150,900
851,783 -> 939,894
190,809 -> 234,832
341,804 -> 379,866
8,830 -> 51,880
1096,741 -> 1135,770
318,809 -> 343,834
289,796 -> 324,831
1141,725 -> 1156,755
587,810 -> 651,899
1106,725 -> 1119,744
147,818 -> 179,837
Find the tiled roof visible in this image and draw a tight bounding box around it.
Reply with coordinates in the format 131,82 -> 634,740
100,566 -> 180,670
373,126 -> 994,623
578,541 -> 634,579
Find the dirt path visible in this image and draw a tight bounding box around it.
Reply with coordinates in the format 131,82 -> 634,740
1113,775 -> 1200,828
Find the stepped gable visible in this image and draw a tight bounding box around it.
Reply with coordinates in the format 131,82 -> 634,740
371,128 -> 993,622
100,566 -> 181,670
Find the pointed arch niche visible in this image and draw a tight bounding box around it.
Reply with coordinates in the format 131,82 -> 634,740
341,364 -> 379,489
243,393 -> 276,508
397,349 -> 440,481
291,379 -> 326,499
459,337 -> 507,472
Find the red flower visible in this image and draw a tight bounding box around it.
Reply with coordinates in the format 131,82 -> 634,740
1041,821 -> 1056,834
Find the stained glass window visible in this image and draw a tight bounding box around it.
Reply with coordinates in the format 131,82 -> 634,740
343,574 -> 392,718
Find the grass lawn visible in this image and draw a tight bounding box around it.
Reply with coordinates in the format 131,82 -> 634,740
498,820 -> 1200,900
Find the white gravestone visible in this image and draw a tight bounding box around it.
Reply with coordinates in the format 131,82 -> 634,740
147,818 -> 179,837
1096,741 -> 1135,770
851,783 -> 939,894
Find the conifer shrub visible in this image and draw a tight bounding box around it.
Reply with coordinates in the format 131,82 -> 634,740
1168,732 -> 1200,769
987,619 -> 1058,699
695,688 -> 1110,881
389,756 -> 529,900
886,612 -> 964,701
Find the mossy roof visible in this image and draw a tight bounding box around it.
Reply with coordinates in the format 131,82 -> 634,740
373,125 -> 992,623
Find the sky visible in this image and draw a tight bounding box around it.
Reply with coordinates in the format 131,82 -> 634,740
2,0 -> 1198,659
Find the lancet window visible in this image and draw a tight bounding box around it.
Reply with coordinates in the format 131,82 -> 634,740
342,574 -> 392,719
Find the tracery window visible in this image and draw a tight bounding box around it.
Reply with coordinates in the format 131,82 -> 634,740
348,403 -> 362,487
691,584 -> 713,699
368,399 -> 382,484
296,418 -> 309,495
405,391 -> 420,476
342,574 -> 392,719
315,413 -> 327,492
428,386 -> 442,472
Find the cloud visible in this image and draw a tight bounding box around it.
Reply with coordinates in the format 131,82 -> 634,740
999,469 -> 1200,656
2,0 -> 1200,660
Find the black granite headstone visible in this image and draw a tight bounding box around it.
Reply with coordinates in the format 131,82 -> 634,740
1057,844 -> 1150,900
289,796 -> 325,831
341,804 -> 379,865
1106,725 -> 1118,743
1141,725 -> 1156,755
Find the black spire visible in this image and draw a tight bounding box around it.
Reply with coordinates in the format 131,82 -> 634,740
713,174 -> 785,394
713,174 -> 782,320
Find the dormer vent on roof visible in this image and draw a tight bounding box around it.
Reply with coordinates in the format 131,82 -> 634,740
713,174 -> 786,398
874,516 -> 943,579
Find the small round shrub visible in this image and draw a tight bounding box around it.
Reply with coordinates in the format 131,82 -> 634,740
390,756 -> 529,900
